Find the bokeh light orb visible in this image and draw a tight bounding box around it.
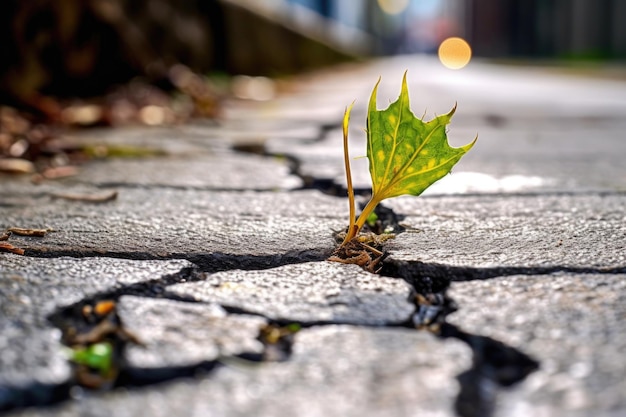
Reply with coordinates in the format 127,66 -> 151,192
438,37 -> 472,70
377,0 -> 410,15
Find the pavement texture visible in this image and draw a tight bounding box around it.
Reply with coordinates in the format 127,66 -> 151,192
1,56 -> 626,417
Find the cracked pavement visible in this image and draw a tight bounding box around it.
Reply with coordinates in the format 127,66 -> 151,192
1,56 -> 626,417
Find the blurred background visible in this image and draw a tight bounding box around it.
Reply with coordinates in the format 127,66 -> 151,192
1,0 -> 623,109
300,0 -> 626,59
1,0 -> 624,174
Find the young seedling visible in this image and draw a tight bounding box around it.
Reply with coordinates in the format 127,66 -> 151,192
340,72 -> 476,246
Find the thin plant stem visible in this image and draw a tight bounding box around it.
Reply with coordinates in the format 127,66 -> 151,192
341,103 -> 357,245
341,101 -> 383,245
354,195 -> 382,232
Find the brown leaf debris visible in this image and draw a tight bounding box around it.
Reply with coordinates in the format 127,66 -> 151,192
7,227 -> 54,237
0,242 -> 25,255
328,237 -> 386,273
51,190 -> 118,203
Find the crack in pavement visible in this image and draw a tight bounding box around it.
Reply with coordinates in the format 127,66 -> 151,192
0,251 -> 579,416
377,259 -> 540,417
441,324 -> 539,417
5,228 -> 626,415
17,249 -> 332,271
4,157 -> 625,416
383,260 -> 626,284
4,216 -> 626,416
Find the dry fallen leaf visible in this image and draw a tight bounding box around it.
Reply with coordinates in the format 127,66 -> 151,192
0,158 -> 36,174
7,227 -> 54,237
51,190 -> 118,203
0,242 -> 25,255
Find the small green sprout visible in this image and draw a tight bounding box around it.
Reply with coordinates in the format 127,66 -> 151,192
70,342 -> 113,375
341,72 -> 476,245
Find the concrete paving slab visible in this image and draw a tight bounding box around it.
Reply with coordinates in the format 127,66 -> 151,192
0,182 -> 346,217
0,181 -> 121,209
68,153 -> 302,190
439,126 -> 626,194
0,189 -> 345,259
169,262 -> 415,325
383,194 -> 626,269
4,187 -> 624,271
0,255 -> 192,400
269,118 -> 626,195
447,273 -> 626,417
197,326 -> 470,417
7,326 -> 470,417
183,118 -> 324,143
64,125 -> 225,156
117,296 -> 266,368
68,121 -> 323,154
265,123 -> 373,190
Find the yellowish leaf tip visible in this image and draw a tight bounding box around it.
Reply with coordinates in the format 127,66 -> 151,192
467,134 -> 478,150
343,101 -> 355,135
369,77 -> 382,111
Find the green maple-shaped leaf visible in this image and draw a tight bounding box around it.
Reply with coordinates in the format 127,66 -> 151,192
367,73 -> 475,200
342,72 -> 476,244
